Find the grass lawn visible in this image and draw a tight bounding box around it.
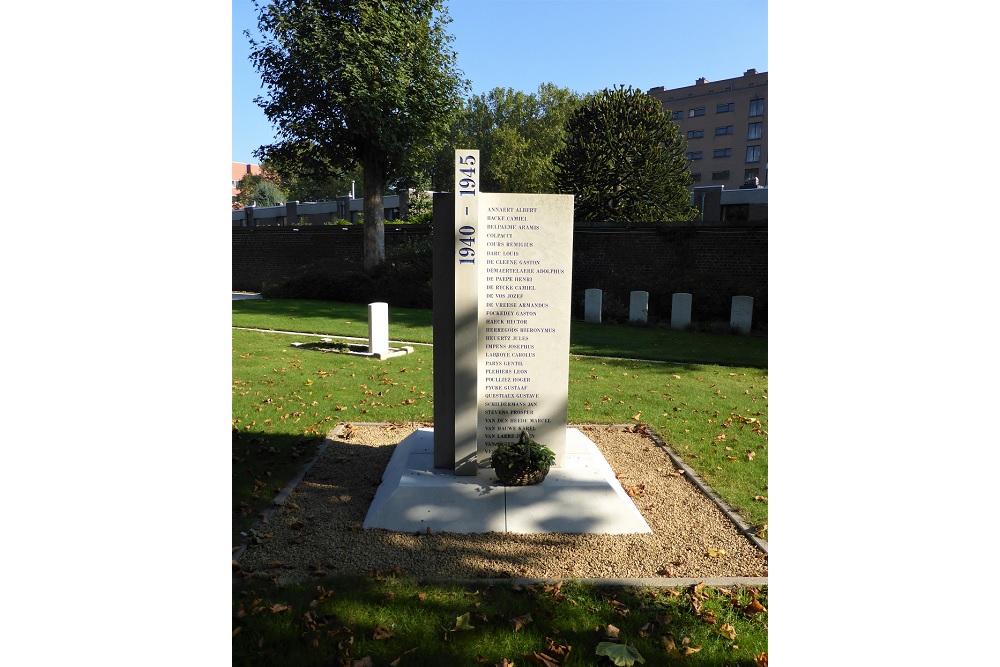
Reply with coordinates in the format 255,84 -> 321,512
233,297 -> 768,665
233,575 -> 768,666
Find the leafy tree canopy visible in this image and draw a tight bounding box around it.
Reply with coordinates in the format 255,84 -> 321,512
553,85 -> 698,222
438,83 -> 585,193
248,0 -> 467,271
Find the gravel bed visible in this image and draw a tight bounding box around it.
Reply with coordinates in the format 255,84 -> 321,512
235,423 -> 767,583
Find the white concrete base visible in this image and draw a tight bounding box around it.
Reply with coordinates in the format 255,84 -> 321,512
363,428 -> 652,534
344,343 -> 414,360
290,339 -> 415,359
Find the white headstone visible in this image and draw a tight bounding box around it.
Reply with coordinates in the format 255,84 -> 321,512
671,292 -> 692,330
584,288 -> 602,323
730,295 -> 754,334
629,291 -> 649,323
367,302 -> 389,357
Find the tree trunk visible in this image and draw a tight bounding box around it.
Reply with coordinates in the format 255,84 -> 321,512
362,150 -> 386,275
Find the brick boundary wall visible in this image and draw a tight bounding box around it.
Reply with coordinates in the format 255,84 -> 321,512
233,222 -> 767,330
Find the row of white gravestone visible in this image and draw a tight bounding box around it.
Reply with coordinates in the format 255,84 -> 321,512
583,289 -> 755,334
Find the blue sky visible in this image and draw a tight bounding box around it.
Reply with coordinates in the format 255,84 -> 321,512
232,0 -> 768,164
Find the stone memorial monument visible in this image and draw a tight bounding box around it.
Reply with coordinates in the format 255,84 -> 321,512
433,149 -> 574,472
363,150 -> 651,534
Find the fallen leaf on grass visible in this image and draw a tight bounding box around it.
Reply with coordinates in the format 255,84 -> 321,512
604,623 -> 620,639
373,624 -> 395,640
717,623 -> 737,640
524,650 -> 561,666
743,589 -> 767,616
389,647 -> 418,666
268,604 -> 291,614
544,637 -> 571,660
509,613 -> 533,631
755,651 -> 768,666
595,641 -> 645,665
454,612 -> 476,631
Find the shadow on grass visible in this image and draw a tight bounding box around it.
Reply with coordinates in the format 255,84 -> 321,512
232,429 -> 325,543
233,574 -> 768,666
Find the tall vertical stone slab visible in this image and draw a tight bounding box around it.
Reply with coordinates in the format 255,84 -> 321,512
453,150 -> 481,474
431,192 -> 457,469
629,291 -> 649,323
730,295 -> 754,334
584,289 -> 602,323
479,192 -> 574,468
367,302 -> 389,357
671,292 -> 692,330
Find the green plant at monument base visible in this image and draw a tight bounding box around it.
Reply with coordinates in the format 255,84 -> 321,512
232,576 -> 767,667
490,430 -> 556,486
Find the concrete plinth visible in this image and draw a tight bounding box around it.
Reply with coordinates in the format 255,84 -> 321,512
363,428 -> 652,534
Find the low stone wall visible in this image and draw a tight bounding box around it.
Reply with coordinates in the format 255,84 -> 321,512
232,221 -> 767,331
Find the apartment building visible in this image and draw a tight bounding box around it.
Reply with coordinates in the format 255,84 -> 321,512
232,162 -> 262,198
647,68 -> 767,192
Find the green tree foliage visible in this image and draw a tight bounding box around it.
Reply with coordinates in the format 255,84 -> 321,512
281,164 -> 362,203
439,83 -> 584,193
552,85 -> 698,222
233,169 -> 288,209
248,0 -> 466,272
252,179 -> 288,207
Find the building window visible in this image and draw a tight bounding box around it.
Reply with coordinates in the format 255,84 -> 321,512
687,129 -> 704,139
745,145 -> 761,163
717,102 -> 735,113
691,173 -> 702,183
686,151 -> 703,160
711,170 -> 730,180
744,168 -> 760,182
747,122 -> 763,140
689,107 -> 705,117
713,148 -> 732,158
749,98 -> 765,117
715,125 -> 733,136
671,110 -> 683,120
